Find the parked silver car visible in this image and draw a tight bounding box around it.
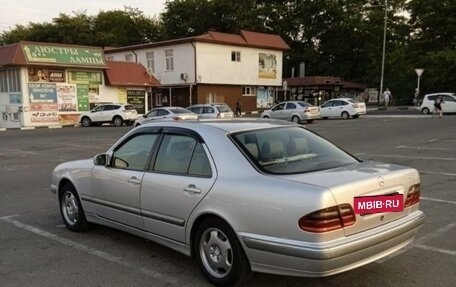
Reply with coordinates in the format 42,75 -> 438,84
187,103 -> 234,119
51,119 -> 424,286
79,103 -> 138,127
134,106 -> 198,126
319,98 -> 366,119
261,101 -> 320,123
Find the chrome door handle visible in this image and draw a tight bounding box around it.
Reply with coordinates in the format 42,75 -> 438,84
183,185 -> 201,194
127,177 -> 141,185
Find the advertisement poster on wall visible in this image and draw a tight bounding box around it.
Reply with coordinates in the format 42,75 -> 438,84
59,114 -> 80,125
28,83 -> 58,124
256,86 -> 274,108
76,84 -> 89,112
127,90 -> 145,114
258,53 -> 277,79
56,83 -> 77,112
117,88 -> 127,104
68,71 -> 102,104
28,68 -> 65,83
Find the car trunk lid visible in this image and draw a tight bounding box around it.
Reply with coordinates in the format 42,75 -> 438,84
277,161 -> 420,236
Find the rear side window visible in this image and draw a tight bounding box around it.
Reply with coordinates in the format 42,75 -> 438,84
216,104 -> 231,112
204,107 -> 215,113
286,103 -> 297,109
124,105 -> 135,110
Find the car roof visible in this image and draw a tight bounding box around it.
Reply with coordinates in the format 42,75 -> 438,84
189,103 -> 228,107
139,118 -> 295,133
424,92 -> 455,97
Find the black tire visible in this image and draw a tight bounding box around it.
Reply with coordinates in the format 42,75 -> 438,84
421,108 -> 430,115
59,183 -> 89,232
352,115 -> 360,119
291,115 -> 300,124
322,117 -> 329,120
81,117 -> 91,127
262,116 -> 270,119
306,119 -> 314,124
113,116 -> 123,127
341,111 -> 350,120
194,218 -> 250,287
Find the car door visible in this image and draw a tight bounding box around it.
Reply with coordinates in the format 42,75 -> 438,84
285,102 -> 297,120
320,100 -> 334,117
141,128 -> 216,242
91,130 -> 160,229
100,105 -> 118,122
269,103 -> 286,119
442,95 -> 456,112
89,105 -> 106,122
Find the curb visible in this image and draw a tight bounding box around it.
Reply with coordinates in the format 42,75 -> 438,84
0,124 -> 78,132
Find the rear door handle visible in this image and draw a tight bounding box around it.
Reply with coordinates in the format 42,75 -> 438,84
127,177 -> 141,185
183,185 -> 201,194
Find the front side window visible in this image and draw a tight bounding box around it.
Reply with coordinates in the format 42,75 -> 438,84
111,134 -> 159,170
232,127 -> 358,174
272,103 -> 285,111
165,49 -> 174,71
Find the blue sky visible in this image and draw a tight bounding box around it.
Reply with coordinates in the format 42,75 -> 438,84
0,0 -> 167,33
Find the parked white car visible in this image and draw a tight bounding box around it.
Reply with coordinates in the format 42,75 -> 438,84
79,103 -> 138,127
261,101 -> 320,123
134,107 -> 198,126
419,93 -> 456,114
187,103 -> 234,119
320,98 -> 366,119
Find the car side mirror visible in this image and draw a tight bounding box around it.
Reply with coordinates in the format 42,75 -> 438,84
142,114 -> 147,118
93,153 -> 108,166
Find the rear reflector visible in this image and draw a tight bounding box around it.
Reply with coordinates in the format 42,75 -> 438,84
404,184 -> 420,207
299,204 -> 356,233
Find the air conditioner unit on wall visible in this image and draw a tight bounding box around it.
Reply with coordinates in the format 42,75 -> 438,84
181,73 -> 188,80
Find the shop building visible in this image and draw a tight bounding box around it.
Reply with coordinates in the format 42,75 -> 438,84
104,30 -> 290,113
0,41 -> 160,129
280,76 -> 368,106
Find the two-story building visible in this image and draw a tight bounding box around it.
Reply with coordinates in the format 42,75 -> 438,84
104,30 -> 290,113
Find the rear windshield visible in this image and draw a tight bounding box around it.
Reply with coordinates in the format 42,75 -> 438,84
216,104 -> 232,112
231,126 -> 358,174
169,108 -> 193,114
298,102 -> 313,107
124,105 -> 136,110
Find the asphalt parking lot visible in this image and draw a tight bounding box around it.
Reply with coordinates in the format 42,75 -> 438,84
0,114 -> 455,287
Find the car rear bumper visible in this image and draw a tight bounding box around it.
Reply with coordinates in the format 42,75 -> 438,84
239,210 -> 424,277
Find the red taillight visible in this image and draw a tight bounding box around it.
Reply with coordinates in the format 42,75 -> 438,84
172,116 -> 181,120
352,104 -> 359,108
303,108 -> 310,113
298,204 -> 356,233
404,184 -> 420,207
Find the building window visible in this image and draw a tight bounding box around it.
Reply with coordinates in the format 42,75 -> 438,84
206,93 -> 215,103
125,54 -> 133,62
231,51 -> 241,62
0,69 -> 21,93
106,56 -> 114,61
146,52 -> 155,73
242,86 -> 255,96
165,49 -> 174,71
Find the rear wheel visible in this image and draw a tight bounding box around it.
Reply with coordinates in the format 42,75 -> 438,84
59,183 -> 89,232
341,111 -> 350,120
194,218 -> 250,286
292,115 -> 300,123
113,116 -> 123,127
81,117 -> 91,127
262,116 -> 270,119
352,115 -> 360,119
421,108 -> 430,115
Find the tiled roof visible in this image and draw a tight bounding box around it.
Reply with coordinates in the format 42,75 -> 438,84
284,76 -> 344,86
105,30 -> 290,53
0,43 -> 26,66
105,61 -> 161,87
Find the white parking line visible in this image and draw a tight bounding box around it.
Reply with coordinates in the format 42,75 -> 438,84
420,171 -> 456,177
377,222 -> 456,263
0,217 -> 179,286
415,244 -> 456,256
395,145 -> 454,151
421,197 -> 456,205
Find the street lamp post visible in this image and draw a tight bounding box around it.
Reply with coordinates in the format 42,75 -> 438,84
415,68 -> 424,104
379,0 -> 388,105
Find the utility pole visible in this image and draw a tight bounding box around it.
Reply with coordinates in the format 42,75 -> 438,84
379,0 -> 388,105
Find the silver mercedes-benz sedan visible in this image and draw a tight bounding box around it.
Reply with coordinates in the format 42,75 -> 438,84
51,119 -> 424,286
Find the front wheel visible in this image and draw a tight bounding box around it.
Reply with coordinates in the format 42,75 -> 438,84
194,218 -> 250,286
59,183 -> 89,232
341,111 -> 350,120
81,117 -> 91,127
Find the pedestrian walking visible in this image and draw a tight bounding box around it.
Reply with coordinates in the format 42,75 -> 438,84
383,88 -> 392,109
433,95 -> 444,118
235,99 -> 242,117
